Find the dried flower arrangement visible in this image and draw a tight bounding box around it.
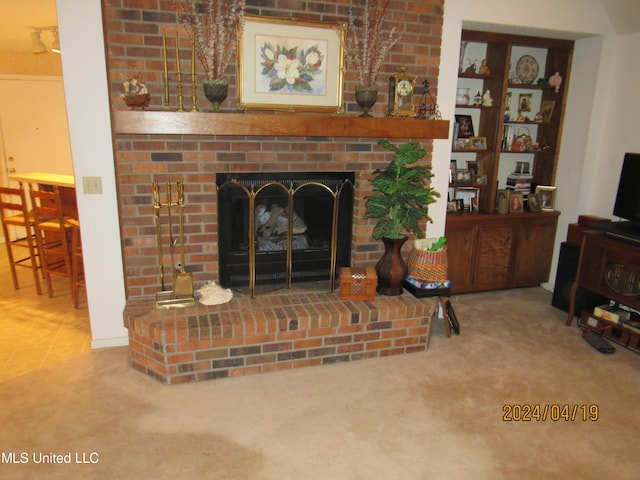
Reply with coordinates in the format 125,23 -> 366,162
346,0 -> 401,87
173,0 -> 246,80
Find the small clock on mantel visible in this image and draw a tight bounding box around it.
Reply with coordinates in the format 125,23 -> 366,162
387,66 -> 417,118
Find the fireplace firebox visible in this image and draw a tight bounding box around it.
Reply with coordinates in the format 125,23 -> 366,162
216,172 -> 355,295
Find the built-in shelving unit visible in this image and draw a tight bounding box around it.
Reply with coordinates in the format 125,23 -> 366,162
446,29 -> 573,294
113,110 -> 450,139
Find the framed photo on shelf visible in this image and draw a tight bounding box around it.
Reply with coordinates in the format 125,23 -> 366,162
455,169 -> 472,184
518,93 -> 533,112
237,15 -> 346,112
474,174 -> 487,185
466,161 -> 478,176
470,136 -> 487,150
454,187 -> 479,210
454,138 -> 470,151
505,92 -> 512,111
540,100 -> 555,123
509,191 -> 524,212
455,114 -> 475,138
535,185 -> 557,211
528,193 -> 542,212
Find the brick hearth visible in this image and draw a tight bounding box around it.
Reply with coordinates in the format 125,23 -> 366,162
124,287 -> 436,385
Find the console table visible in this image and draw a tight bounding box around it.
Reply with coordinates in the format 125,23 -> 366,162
567,231 -> 640,327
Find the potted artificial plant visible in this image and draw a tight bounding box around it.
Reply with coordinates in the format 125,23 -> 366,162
364,139 -> 440,295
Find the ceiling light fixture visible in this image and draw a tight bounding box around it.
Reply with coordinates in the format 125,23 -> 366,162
31,30 -> 47,54
30,26 -> 61,54
51,28 -> 61,54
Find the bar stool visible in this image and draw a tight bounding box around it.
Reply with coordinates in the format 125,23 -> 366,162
71,223 -> 85,308
29,184 -> 75,298
0,182 -> 42,294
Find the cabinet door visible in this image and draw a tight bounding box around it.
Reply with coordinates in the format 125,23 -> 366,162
445,222 -> 477,293
513,217 -> 558,286
474,224 -> 515,290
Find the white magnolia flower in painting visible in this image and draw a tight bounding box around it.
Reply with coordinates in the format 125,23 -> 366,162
263,47 -> 275,62
305,50 -> 320,68
275,54 -> 300,84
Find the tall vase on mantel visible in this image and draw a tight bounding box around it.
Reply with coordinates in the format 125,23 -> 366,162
355,86 -> 378,117
375,236 -> 409,296
203,78 -> 229,112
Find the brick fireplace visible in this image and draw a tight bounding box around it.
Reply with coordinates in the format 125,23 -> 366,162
106,0 -> 446,383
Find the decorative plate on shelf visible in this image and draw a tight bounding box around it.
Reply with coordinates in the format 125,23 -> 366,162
515,55 -> 539,84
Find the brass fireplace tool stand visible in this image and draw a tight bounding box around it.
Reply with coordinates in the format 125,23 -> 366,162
153,180 -> 195,309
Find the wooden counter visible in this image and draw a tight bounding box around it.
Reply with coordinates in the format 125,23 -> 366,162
9,172 -> 75,188
10,172 -> 77,218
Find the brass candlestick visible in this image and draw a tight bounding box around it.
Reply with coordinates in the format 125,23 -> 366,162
162,32 -> 169,109
175,32 -> 184,112
190,36 -> 198,112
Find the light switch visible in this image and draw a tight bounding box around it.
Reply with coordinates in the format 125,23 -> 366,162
82,176 -> 103,194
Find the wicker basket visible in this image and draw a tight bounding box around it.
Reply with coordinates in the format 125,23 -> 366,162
407,241 -> 448,282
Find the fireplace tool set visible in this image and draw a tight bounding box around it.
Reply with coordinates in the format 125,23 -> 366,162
152,180 -> 195,309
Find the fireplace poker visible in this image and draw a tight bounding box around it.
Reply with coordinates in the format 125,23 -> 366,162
152,180 -> 166,290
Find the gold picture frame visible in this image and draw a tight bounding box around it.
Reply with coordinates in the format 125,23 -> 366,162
237,15 -> 346,113
470,136 -> 487,150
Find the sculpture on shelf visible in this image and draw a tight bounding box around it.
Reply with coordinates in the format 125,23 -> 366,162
482,90 -> 493,107
549,72 -> 563,93
479,59 -> 490,75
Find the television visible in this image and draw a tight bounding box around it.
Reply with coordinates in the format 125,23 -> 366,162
613,152 -> 640,223
591,152 -> 640,244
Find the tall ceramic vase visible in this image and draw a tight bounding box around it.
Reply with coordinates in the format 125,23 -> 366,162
203,78 -> 229,111
355,86 -> 378,118
375,236 -> 408,296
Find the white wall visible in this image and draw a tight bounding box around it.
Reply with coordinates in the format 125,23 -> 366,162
56,0 -> 128,347
56,0 -> 637,346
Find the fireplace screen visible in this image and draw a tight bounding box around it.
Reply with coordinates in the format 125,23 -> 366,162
216,172 -> 354,295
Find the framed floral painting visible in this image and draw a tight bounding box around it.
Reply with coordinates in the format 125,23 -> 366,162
237,15 -> 346,112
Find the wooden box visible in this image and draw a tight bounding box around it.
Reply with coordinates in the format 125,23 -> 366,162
339,267 -> 377,300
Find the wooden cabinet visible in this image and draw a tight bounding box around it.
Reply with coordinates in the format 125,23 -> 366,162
512,217 -> 557,286
446,29 -> 572,293
567,232 -> 640,353
446,211 -> 559,294
445,221 -> 477,292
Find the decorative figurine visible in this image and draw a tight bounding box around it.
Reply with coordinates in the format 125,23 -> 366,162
474,91 -> 482,106
479,59 -> 490,75
464,58 -> 477,74
482,90 -> 493,107
549,72 -> 563,93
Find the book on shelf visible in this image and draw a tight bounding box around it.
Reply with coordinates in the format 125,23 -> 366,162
593,304 -> 631,323
622,318 -> 640,333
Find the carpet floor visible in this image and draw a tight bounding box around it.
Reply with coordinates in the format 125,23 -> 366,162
1,287 -> 639,479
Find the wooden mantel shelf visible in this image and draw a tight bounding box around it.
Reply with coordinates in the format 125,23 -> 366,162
113,110 -> 450,139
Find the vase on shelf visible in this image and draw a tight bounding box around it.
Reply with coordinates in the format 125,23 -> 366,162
203,78 -> 229,111
456,88 -> 470,105
355,86 -> 378,117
